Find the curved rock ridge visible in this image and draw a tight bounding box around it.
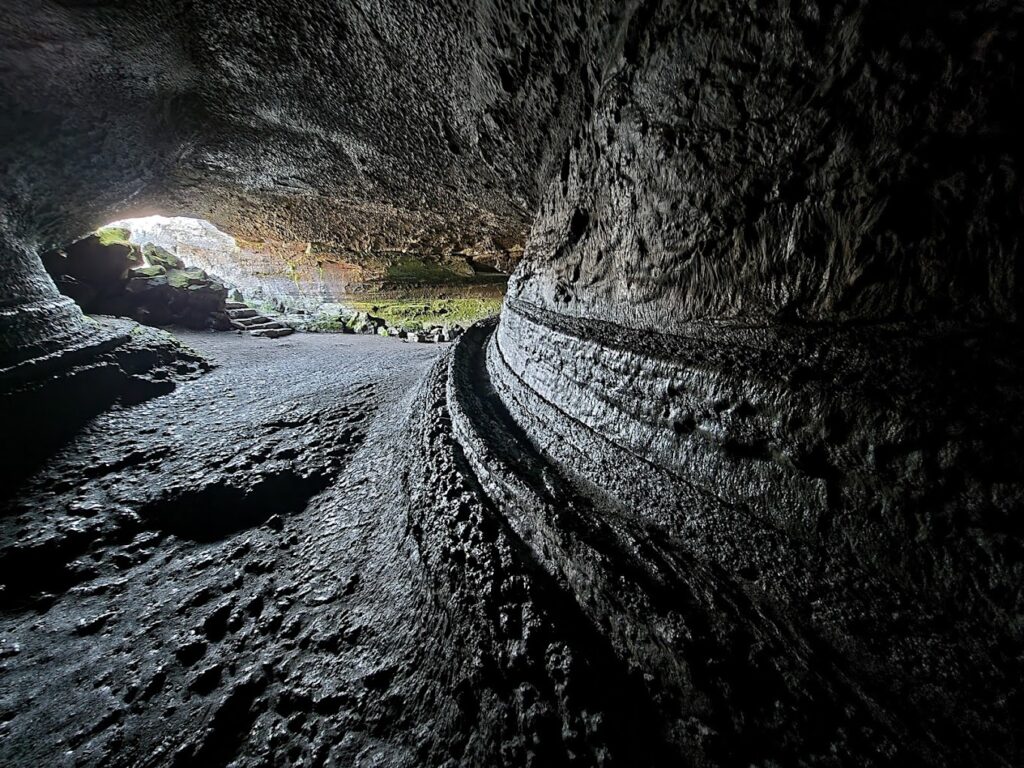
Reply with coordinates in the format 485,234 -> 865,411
446,319 -> 1021,765
0,324 -> 1018,766
0,235 -> 93,369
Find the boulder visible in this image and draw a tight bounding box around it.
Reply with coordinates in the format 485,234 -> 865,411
95,226 -> 131,245
167,267 -> 210,289
347,312 -> 386,335
41,233 -> 231,331
143,243 -> 185,271
63,234 -> 140,285
129,265 -> 167,279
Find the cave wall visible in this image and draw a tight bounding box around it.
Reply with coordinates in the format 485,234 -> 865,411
1,0 -> 1019,575
513,0 -> 1022,327
0,0 -> 610,251
1,0 -> 615,361
477,2 -> 1023,756
0,233 -> 91,369
5,2 -> 1020,319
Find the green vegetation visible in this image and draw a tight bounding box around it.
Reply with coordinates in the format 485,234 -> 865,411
345,297 -> 502,331
384,257 -> 476,283
306,316 -> 346,332
167,267 -> 208,289
96,226 -> 132,246
129,265 -> 166,278
143,244 -> 185,270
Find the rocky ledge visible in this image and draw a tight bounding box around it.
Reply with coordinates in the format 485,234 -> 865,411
43,231 -> 231,332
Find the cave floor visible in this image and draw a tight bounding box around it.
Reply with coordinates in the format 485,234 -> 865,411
0,326 -> 1017,767
0,330 -> 451,766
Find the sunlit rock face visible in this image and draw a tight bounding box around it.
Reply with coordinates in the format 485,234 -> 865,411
109,217 -> 518,311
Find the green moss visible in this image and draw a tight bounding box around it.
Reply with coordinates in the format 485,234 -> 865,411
306,317 -> 346,332
384,257 -> 478,284
344,297 -> 502,331
130,265 -> 166,278
143,243 -> 185,270
166,267 -> 207,289
96,226 -> 131,246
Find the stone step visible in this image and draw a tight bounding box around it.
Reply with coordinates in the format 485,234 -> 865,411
230,317 -> 266,330
225,300 -> 248,310
247,320 -> 287,330
251,327 -> 294,339
227,308 -> 258,319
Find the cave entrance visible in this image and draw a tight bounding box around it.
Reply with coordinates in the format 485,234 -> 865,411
42,216 -> 508,341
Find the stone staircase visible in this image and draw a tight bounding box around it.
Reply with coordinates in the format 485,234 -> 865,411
225,301 -> 294,338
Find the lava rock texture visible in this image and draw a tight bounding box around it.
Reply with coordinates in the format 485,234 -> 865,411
43,235 -> 231,331
1,0 -> 1022,766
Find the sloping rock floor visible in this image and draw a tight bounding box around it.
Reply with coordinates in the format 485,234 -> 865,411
0,324 -> 1018,767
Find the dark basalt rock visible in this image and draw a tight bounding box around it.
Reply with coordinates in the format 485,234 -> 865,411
0,317 -> 210,496
43,237 -> 231,331
62,235 -> 140,287
0,0 -> 1022,765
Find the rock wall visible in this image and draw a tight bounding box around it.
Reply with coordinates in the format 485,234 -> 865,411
513,0 -> 1022,327
471,1 -> 1024,758
0,232 -> 88,369
0,0 -> 607,250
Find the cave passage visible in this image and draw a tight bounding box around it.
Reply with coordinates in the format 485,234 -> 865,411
42,216 -> 505,340
1,1 -> 1022,766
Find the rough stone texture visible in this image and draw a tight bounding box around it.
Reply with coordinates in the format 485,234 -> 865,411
513,1 -> 1023,327
0,317 -> 210,494
481,3 -> 1024,762
0,1 -> 601,251
43,236 -> 231,330
1,0 -> 1023,766
113,218 -> 513,321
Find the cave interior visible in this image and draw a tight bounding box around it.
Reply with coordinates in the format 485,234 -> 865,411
0,1 -> 1022,766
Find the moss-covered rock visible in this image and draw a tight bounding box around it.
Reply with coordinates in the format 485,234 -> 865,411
42,237 -> 229,331
345,298 -> 501,331
167,267 -> 209,289
129,265 -> 167,278
143,243 -> 185,271
62,235 -> 136,289
96,226 -> 132,246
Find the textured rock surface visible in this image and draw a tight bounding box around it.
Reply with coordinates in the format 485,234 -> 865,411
513,1 -> 1023,327
110,218 -> 513,334
0,317 -> 210,494
1,0 -> 1022,765
0,0 -> 598,251
43,236 -> 231,330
